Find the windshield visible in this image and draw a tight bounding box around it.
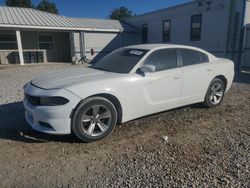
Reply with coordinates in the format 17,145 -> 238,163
91,48 -> 149,73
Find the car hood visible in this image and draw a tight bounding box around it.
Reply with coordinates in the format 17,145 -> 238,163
31,67 -> 117,90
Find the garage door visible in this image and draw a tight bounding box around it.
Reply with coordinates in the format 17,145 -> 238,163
84,32 -> 121,60
242,28 -> 250,68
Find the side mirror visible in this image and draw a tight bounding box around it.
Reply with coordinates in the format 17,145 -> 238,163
137,65 -> 156,75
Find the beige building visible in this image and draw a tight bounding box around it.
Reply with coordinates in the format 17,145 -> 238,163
0,6 -> 139,65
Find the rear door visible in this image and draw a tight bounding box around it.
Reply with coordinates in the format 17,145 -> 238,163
179,49 -> 214,105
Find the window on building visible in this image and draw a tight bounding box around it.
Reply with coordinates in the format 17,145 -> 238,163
163,20 -> 171,43
180,49 -> 209,66
38,34 -> 55,49
143,49 -> 177,72
141,24 -> 148,44
190,14 -> 202,41
0,33 -> 17,49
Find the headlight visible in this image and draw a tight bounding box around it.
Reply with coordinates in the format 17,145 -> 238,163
39,97 -> 69,106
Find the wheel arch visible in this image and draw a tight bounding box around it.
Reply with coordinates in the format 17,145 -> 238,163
71,93 -> 123,124
214,75 -> 228,88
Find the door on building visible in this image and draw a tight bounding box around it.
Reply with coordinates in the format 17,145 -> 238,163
242,27 -> 250,70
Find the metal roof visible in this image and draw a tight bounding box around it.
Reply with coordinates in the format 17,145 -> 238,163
0,6 -> 138,32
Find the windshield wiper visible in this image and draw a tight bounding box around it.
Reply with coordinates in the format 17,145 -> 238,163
91,66 -> 107,72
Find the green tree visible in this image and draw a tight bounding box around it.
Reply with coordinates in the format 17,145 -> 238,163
36,0 -> 58,14
5,0 -> 33,8
109,6 -> 134,20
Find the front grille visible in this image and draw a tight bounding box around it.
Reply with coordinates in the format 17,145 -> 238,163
25,93 -> 40,106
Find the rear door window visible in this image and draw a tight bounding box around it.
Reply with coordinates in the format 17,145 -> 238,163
200,52 -> 209,63
180,49 -> 209,66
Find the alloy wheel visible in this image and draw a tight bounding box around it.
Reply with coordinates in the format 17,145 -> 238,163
81,104 -> 112,137
209,82 -> 223,105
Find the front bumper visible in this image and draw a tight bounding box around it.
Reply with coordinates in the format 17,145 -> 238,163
23,83 -> 81,135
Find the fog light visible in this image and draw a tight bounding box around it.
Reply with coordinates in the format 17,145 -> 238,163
39,121 -> 53,129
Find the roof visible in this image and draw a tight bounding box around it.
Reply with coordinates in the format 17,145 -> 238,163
124,44 -> 196,50
126,44 -> 169,50
0,6 -> 138,33
125,44 -> 217,60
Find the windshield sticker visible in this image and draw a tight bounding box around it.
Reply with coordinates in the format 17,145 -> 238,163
129,50 -> 144,56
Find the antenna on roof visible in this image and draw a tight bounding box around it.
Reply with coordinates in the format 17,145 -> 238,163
195,0 -> 212,10
196,0 -> 206,6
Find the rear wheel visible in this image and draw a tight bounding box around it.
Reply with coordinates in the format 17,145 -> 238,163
72,97 -> 117,142
204,78 -> 225,108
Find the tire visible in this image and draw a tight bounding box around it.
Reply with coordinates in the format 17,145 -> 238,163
72,97 -> 118,142
203,78 -> 226,108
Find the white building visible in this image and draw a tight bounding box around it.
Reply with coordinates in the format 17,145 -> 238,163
125,0 -> 250,71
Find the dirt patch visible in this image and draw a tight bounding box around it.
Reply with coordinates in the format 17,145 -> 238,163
0,65 -> 249,187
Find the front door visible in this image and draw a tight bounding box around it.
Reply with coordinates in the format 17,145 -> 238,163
132,48 -> 182,117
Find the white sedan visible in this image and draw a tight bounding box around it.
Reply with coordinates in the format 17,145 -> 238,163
23,44 -> 234,142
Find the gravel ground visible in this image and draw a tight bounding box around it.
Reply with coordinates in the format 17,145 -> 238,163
0,64 -> 249,188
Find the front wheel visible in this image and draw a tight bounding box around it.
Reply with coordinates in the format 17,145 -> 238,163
72,97 -> 118,142
203,78 -> 226,108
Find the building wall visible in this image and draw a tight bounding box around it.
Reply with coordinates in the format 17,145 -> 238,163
242,27 -> 250,68
121,32 -> 140,46
84,32 -> 121,60
244,0 -> 250,25
0,30 -> 71,64
84,31 -> 140,60
21,31 -> 38,49
37,31 -> 71,62
125,0 -> 245,60
226,0 -> 246,63
0,30 -> 17,64
71,32 -> 82,61
70,31 -> 139,62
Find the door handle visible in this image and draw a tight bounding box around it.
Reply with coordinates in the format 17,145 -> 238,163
206,69 -> 213,72
174,76 -> 181,79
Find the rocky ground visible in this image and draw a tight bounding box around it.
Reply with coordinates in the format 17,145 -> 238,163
0,64 -> 249,187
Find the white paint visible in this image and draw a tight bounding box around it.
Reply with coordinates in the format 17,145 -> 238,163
16,30 -> 24,65
23,44 -> 234,135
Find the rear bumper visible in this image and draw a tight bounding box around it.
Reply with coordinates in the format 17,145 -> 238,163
23,83 -> 81,135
